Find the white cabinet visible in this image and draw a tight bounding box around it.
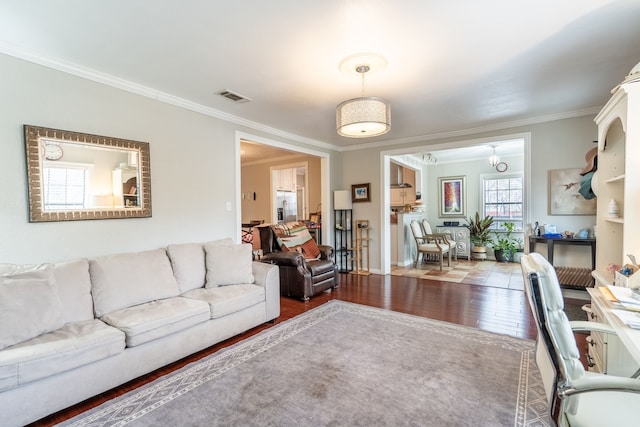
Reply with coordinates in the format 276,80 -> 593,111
435,226 -> 470,260
275,168 -> 296,191
593,76 -> 640,278
112,168 -> 138,208
587,288 -> 638,376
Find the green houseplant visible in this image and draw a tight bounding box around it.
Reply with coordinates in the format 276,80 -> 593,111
491,222 -> 519,262
464,212 -> 494,260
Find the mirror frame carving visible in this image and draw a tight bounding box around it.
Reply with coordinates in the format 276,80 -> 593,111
24,125 -> 152,222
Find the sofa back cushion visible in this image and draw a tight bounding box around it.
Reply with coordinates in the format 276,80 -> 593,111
0,264 -> 65,350
89,249 -> 180,317
167,238 -> 234,293
204,243 -> 254,288
53,258 -> 95,323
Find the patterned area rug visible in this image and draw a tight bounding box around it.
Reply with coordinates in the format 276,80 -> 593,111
59,301 -> 550,427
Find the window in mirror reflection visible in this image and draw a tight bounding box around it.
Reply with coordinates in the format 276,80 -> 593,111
43,163 -> 91,210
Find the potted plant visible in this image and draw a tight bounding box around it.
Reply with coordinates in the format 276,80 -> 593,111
491,222 -> 518,262
465,212 -> 494,261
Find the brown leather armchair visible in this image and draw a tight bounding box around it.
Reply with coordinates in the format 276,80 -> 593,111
255,225 -> 339,301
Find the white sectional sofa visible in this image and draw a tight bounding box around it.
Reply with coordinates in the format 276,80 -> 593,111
0,238 -> 280,427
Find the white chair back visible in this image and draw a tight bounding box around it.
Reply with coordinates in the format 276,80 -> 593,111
521,253 -> 585,420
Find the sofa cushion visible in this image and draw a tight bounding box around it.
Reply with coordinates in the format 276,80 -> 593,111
100,297 -> 210,347
0,264 -> 65,351
182,284 -> 265,319
0,319 -> 125,391
53,258 -> 94,323
90,249 -> 181,317
167,238 -> 234,293
204,243 -> 254,288
272,222 -> 321,259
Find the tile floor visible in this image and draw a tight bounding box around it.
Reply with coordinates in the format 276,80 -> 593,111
390,258 -> 525,290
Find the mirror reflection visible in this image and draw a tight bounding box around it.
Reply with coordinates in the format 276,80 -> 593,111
24,125 -> 152,222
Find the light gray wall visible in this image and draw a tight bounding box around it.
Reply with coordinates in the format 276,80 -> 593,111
0,53 -> 337,263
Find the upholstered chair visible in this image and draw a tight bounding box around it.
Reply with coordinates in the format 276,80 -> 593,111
421,219 -> 456,259
255,223 -> 338,301
521,252 -> 640,427
409,220 -> 451,270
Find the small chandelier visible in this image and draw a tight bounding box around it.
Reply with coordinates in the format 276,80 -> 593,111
488,146 -> 500,167
423,153 -> 437,165
336,63 -> 390,138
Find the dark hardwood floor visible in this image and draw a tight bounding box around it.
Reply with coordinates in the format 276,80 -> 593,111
30,273 -> 547,426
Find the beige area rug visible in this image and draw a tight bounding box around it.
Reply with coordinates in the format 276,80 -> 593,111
391,259 -> 517,283
59,301 -> 550,427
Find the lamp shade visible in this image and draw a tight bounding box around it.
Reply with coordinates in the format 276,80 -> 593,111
334,190 -> 352,210
336,96 -> 390,138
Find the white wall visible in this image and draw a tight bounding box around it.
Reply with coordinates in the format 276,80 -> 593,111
0,53 -> 337,263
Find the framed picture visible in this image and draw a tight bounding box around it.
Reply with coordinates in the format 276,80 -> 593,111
309,214 -> 320,223
549,168 -> 597,215
438,176 -> 466,217
351,183 -> 371,203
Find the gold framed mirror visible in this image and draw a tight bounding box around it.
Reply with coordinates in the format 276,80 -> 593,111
24,125 -> 152,222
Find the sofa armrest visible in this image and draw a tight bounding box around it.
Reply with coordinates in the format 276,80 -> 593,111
318,245 -> 334,260
262,251 -> 304,267
252,261 -> 280,321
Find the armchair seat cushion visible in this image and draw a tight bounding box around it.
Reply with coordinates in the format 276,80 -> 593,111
307,259 -> 336,276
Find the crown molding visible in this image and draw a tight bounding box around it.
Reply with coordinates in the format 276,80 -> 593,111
1,43 -> 602,156
0,43 -> 339,152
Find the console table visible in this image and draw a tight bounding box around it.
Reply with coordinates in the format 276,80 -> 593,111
529,236 -> 596,289
528,236 -> 596,270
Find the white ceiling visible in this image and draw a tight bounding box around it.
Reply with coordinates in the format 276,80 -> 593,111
2,1 -> 640,151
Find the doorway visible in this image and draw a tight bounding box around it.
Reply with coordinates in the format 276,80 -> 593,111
380,133 -> 531,275
237,132 -> 330,244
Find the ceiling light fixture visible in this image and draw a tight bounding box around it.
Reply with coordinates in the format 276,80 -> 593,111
336,55 -> 390,138
423,153 -> 437,165
488,146 -> 500,167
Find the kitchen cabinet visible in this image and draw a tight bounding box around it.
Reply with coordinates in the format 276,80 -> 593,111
390,187 -> 416,206
275,168 -> 296,191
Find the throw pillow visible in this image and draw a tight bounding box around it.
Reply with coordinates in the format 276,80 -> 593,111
167,238 -> 235,293
273,222 -> 321,259
0,264 -> 65,350
204,243 -> 254,288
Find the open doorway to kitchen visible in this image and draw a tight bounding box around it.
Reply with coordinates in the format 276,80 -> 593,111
237,133 -> 330,245
380,133 -> 530,275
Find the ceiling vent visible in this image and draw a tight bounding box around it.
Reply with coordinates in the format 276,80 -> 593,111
218,90 -> 251,103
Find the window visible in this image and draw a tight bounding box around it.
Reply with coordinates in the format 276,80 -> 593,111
43,165 -> 88,210
483,175 -> 523,231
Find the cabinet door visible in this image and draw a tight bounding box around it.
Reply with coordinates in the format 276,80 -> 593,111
404,186 -> 416,204
390,188 -> 404,205
276,168 -> 295,191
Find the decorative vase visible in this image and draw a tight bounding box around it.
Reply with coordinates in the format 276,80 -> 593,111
608,199 -> 620,218
472,246 -> 487,261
